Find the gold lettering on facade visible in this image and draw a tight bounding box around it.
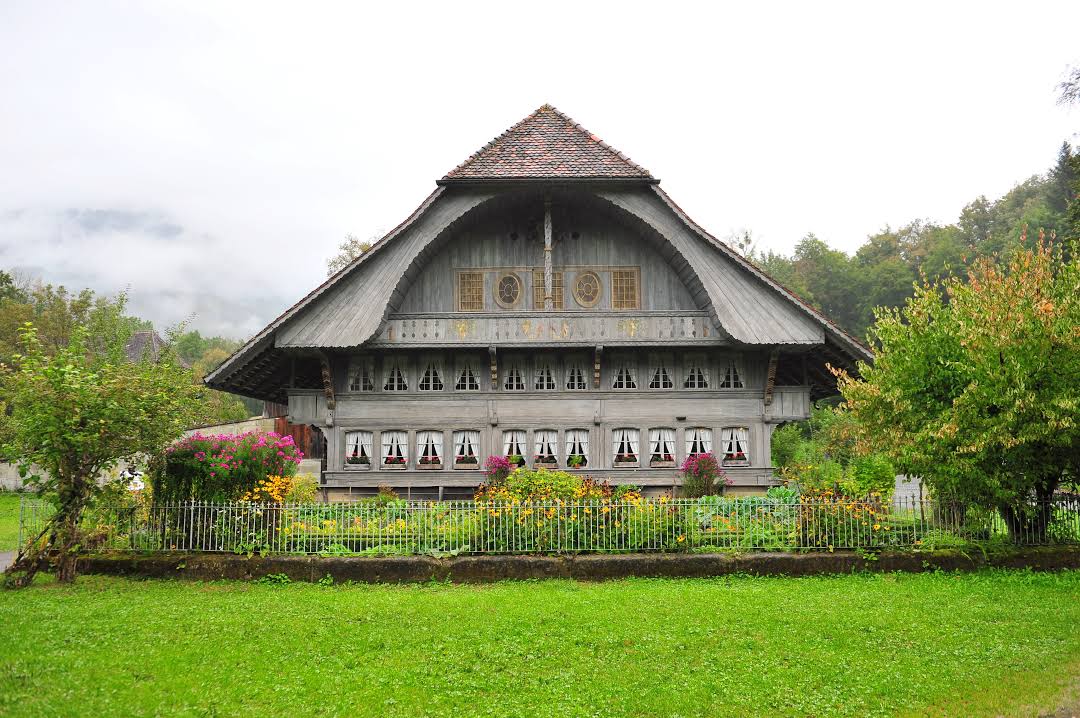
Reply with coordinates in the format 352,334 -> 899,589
453,320 -> 474,339
617,319 -> 640,338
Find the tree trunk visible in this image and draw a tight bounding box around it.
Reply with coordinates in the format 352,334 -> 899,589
49,476 -> 91,584
999,480 -> 1058,545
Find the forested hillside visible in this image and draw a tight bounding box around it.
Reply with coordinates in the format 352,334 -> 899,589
748,141 -> 1079,341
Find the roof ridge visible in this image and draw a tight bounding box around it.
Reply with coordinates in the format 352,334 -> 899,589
442,104 -> 653,181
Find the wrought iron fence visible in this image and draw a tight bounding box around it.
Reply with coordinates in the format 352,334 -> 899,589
17,494 -> 1080,556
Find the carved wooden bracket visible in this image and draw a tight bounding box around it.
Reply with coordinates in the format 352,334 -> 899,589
319,353 -> 336,426
593,345 -> 604,389
764,350 -> 779,407
489,345 -> 498,390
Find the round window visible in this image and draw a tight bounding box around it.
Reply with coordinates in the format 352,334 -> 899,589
573,271 -> 602,308
494,272 -> 522,308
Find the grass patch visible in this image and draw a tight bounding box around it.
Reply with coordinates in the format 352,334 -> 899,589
0,493 -> 23,551
1,570 -> 1079,716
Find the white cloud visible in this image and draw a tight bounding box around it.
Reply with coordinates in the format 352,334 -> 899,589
1,0 -> 1076,338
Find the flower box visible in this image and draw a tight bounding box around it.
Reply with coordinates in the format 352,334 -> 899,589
417,460 -> 443,470
454,457 -> 479,470
722,452 -> 749,467
534,456 -> 558,469
344,456 -> 370,471
382,457 -> 407,470
650,454 -> 676,468
614,455 -> 639,468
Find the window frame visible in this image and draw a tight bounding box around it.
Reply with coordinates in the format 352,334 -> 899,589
417,354 -> 445,392
452,429 -> 481,469
571,270 -> 602,308
647,352 -> 674,390
685,427 -> 713,458
380,430 -> 408,469
534,429 -> 559,466
612,427 -> 641,467
719,355 -> 745,389
416,430 -> 445,469
502,429 -> 528,467
347,356 -> 375,392
610,354 -> 638,391
454,354 -> 483,392
565,429 -> 590,469
502,355 -> 528,392
721,426 -> 751,466
564,353 -> 589,391
610,267 -> 641,310
456,270 -> 485,312
533,356 -> 558,391
493,271 -> 523,309
683,352 -> 710,390
648,427 -> 677,467
343,430 -> 373,469
382,357 -> 410,392
532,268 -> 565,310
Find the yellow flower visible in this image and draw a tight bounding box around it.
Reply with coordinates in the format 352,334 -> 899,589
677,535 -> 685,543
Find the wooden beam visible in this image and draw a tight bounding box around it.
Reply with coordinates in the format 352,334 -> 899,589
543,194 -> 554,310
318,353 -> 336,426
764,350 -> 779,407
488,345 -> 498,390
593,345 -> 604,389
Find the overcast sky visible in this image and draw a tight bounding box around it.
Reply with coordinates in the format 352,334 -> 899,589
1,1 -> 1077,339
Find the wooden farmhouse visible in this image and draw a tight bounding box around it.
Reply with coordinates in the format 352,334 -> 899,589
207,105 -> 871,500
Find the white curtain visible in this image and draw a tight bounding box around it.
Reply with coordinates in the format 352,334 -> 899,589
723,427 -> 750,460
659,428 -> 675,458
503,430 -> 526,456
614,428 -> 640,460
565,429 -> 589,461
453,430 -> 478,459
382,431 -> 407,463
417,430 -> 443,461
648,428 -> 662,456
346,431 -> 372,459
534,430 -> 558,459
686,428 -> 713,456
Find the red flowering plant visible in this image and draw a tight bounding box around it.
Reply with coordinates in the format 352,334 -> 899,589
483,455 -> 513,484
150,431 -> 304,503
679,452 -> 732,498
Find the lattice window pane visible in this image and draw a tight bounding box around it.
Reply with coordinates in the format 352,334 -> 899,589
684,357 -> 709,389
720,359 -> 743,389
534,365 -> 556,390
566,366 -> 587,390
384,365 -> 408,391
458,271 -> 484,312
532,269 -> 564,309
456,364 -> 480,391
611,269 -> 639,310
419,362 -> 443,391
504,366 -> 525,391
649,357 -> 673,389
613,364 -> 637,390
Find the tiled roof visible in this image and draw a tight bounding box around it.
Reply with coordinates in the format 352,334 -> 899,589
442,104 -> 654,181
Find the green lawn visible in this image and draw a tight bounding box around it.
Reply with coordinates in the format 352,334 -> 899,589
1,571 -> 1079,716
0,492 -> 23,551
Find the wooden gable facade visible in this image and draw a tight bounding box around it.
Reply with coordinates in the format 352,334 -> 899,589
207,105 -> 871,499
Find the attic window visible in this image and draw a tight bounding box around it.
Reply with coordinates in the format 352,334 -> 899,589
720,358 -> 744,389
611,269 -> 639,310
457,271 -> 484,312
532,269 -> 564,309
573,271 -> 602,308
494,272 -> 522,308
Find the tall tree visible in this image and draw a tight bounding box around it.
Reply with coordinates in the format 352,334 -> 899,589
326,233 -> 378,276
835,238 -> 1080,539
2,295 -> 205,586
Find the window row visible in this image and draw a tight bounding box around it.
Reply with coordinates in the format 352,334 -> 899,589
347,353 -> 745,393
342,427 -> 751,470
457,268 -> 640,312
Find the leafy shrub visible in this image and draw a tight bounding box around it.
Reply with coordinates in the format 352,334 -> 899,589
476,468 -> 636,503
844,454 -> 895,497
285,474 -> 319,503
240,473 -> 319,504
680,453 -> 732,498
150,431 -> 304,503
